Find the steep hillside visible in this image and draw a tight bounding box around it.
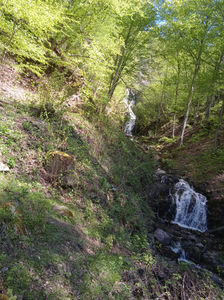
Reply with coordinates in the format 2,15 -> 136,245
0,64 -> 223,299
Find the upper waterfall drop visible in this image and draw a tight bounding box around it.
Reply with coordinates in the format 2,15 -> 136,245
171,179 -> 207,233
124,89 -> 136,137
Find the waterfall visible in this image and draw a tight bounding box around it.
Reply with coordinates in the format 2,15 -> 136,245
170,241 -> 187,263
170,241 -> 202,268
171,179 -> 207,233
124,89 -> 136,137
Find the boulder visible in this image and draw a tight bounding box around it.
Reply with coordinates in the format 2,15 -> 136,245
154,228 -> 171,245
155,168 -> 166,176
148,182 -> 170,199
47,151 -> 76,187
0,162 -> 9,172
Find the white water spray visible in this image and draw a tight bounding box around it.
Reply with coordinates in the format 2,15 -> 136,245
124,89 -> 136,137
171,179 -> 207,232
171,241 -> 187,263
170,241 -> 202,268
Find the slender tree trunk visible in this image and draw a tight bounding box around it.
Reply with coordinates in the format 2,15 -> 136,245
179,52 -> 202,146
205,95 -> 213,119
214,97 -> 224,150
172,114 -> 176,138
172,58 -> 181,138
108,22 -> 134,101
205,50 -> 224,120
180,86 -> 195,146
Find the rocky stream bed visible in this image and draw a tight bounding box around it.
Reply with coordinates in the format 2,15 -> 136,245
147,169 -> 224,287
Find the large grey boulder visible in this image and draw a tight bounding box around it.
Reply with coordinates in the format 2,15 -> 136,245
154,228 -> 171,245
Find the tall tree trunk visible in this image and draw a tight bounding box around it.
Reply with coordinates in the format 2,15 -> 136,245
179,50 -> 202,146
179,64 -> 200,146
214,97 -> 224,150
205,50 -> 224,120
172,57 -> 181,138
108,22 -> 134,101
205,95 -> 213,119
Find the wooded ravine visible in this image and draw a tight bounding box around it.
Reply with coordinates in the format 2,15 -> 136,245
0,0 -> 224,299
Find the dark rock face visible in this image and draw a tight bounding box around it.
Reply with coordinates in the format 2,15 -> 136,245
147,170 -> 179,221
154,229 -> 171,245
148,169 -> 224,283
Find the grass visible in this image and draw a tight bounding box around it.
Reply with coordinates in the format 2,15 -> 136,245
0,94 -> 223,299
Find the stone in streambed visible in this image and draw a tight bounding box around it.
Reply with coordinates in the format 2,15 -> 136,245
154,228 -> 171,245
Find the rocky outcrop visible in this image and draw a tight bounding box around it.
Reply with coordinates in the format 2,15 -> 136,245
147,169 -> 178,220
148,168 -> 224,283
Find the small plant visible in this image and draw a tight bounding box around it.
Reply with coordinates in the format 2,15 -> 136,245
22,121 -> 33,132
159,136 -> 178,144
7,157 -> 16,169
6,264 -> 32,296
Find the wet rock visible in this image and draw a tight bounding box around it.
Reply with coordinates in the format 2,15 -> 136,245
155,168 -> 166,176
196,242 -> 204,249
159,245 -> 179,260
0,162 -> 9,172
154,229 -> 171,245
187,246 -> 202,262
148,182 -> 170,199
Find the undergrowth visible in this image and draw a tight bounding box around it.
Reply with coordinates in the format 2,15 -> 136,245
0,95 -> 223,299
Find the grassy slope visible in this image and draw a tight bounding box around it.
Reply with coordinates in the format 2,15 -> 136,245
0,79 -> 223,298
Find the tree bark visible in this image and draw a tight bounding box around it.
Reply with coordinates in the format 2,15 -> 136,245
214,97 -> 224,150
205,51 -> 224,120
172,57 -> 181,138
108,22 -> 135,101
179,50 -> 202,146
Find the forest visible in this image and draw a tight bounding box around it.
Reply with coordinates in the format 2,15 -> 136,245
0,0 -> 224,299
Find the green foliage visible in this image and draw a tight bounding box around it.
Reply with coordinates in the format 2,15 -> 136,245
0,176 -> 50,235
159,136 -> 178,144
0,0 -> 64,75
6,263 -> 32,296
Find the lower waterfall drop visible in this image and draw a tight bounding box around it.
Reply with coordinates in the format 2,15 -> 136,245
171,179 -> 207,232
124,89 -> 136,137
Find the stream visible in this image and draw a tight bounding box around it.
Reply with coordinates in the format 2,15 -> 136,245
148,170 -> 224,286
124,89 -> 136,137
124,100 -> 224,285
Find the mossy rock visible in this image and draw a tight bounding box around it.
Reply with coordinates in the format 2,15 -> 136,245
46,151 -> 76,187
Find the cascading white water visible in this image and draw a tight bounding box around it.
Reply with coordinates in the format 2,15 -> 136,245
171,179 -> 207,232
124,89 -> 136,137
170,241 -> 202,268
171,241 -> 187,263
